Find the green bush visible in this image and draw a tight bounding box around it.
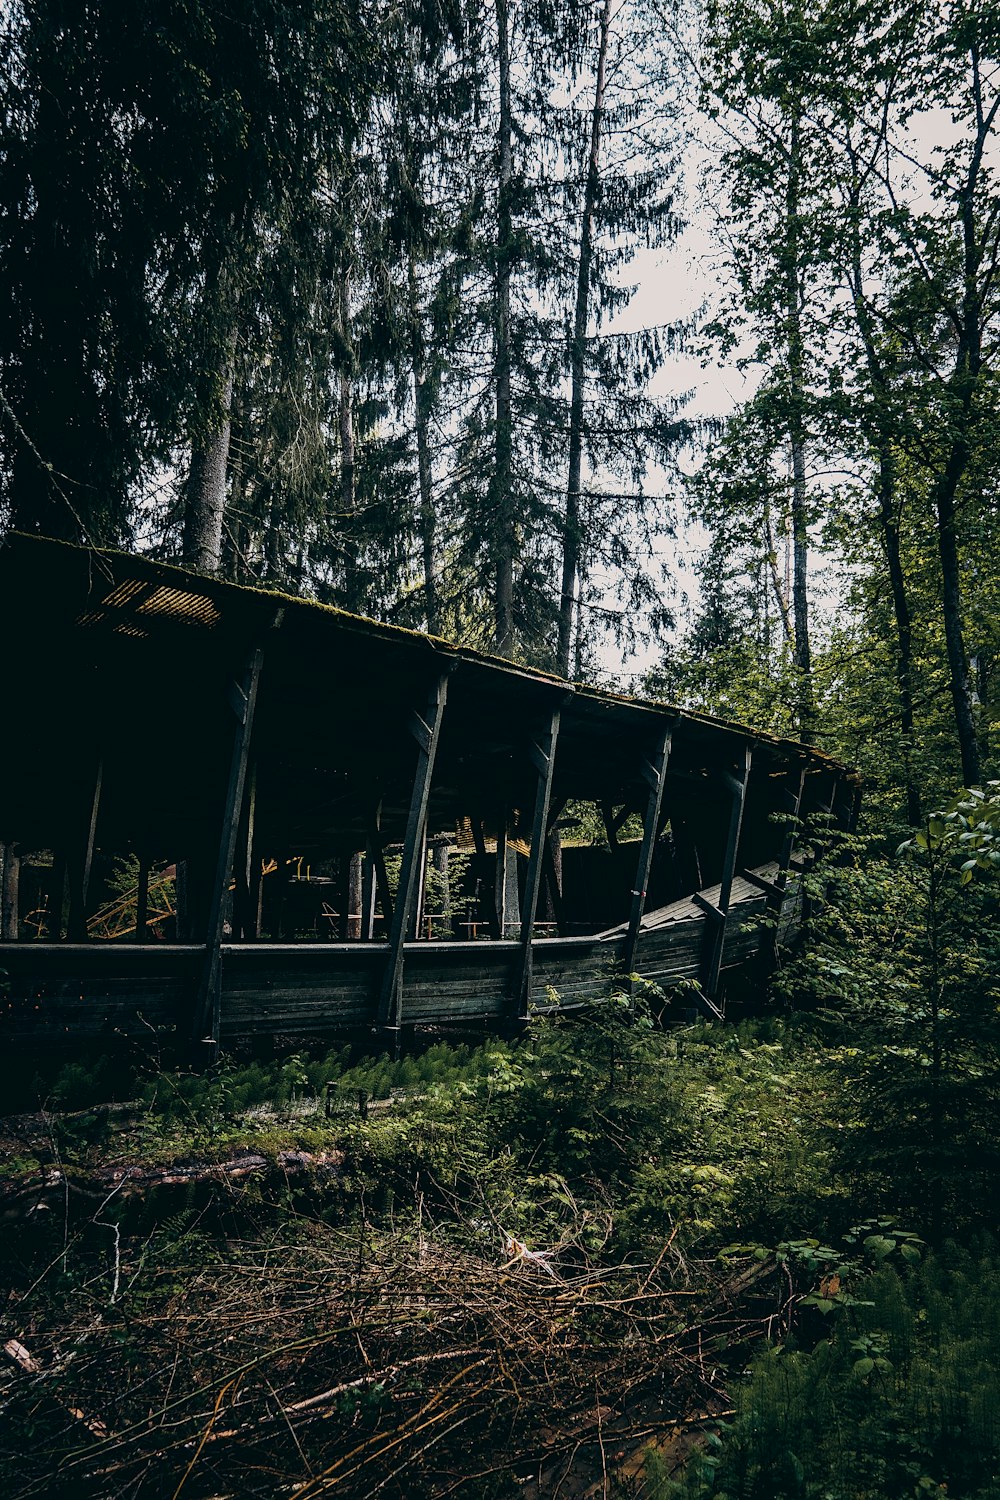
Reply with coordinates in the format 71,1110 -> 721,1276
654,1243 -> 1000,1500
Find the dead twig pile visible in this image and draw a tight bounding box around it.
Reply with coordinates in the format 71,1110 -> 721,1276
0,1214 -> 776,1499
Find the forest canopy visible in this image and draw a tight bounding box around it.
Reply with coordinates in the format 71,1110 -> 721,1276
0,0 -> 998,811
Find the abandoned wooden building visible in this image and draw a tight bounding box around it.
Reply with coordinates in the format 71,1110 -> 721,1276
0,534 -> 858,1053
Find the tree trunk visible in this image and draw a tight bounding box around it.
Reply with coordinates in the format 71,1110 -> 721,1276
557,0 -> 612,678
183,324 -> 237,575
492,0 -> 515,656
408,256 -> 440,634
918,184 -> 980,788
936,441 -> 980,787
931,152 -> 983,789
784,115 -> 813,741
880,460 -> 922,822
843,169 -> 922,823
763,497 -> 793,644
339,269 -> 361,614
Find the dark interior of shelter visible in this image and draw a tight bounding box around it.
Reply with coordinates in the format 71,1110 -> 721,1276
0,534 -> 858,1053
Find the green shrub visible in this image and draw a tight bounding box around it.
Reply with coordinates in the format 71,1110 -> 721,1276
654,1243 -> 1000,1500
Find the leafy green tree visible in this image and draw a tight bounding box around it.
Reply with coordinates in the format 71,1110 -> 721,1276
778,802 -> 1000,1237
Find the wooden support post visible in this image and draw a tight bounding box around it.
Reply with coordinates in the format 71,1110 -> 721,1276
469,817 -> 500,938
495,809 -> 509,937
539,798 -> 568,927
701,746 -> 752,1002
195,644 -> 265,1051
541,836 -> 569,933
233,762 -> 257,940
412,824 -> 429,939
775,768 -> 806,895
377,672 -> 449,1032
361,851 -> 377,940
135,853 -> 150,942
347,851 -> 364,939
517,706 -> 561,1019
67,757 -> 103,941
1,841 -> 20,940
367,822 -> 395,924
760,765 -> 806,964
623,725 -> 672,977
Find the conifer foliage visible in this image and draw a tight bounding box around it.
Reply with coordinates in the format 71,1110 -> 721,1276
0,0 -> 684,669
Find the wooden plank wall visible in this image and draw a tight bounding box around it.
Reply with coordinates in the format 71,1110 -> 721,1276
0,877 -> 793,1045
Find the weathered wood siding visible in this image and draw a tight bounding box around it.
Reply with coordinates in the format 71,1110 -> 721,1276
0,945 -> 202,1039
0,872 -> 800,1044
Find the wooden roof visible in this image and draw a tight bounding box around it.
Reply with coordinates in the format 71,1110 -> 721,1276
0,533 -> 854,857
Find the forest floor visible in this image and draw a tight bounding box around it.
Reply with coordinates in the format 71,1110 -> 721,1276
2,1003 -> 997,1499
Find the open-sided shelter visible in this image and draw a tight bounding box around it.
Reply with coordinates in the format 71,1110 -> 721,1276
0,534 -> 858,1052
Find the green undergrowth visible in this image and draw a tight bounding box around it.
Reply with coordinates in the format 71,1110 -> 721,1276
647,1241 -> 1000,1500
4,1003 -> 850,1262
6,974 -> 1000,1498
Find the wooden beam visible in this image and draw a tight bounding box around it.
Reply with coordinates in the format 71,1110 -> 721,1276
701,746 -> 752,1000
517,706 -> 561,1019
377,671 -> 450,1032
195,644 -> 265,1051
739,866 -> 785,898
623,725 -> 672,976
693,891 -> 725,922
601,799 -> 633,851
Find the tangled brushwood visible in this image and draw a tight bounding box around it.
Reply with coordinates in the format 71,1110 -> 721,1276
0,1200 -> 783,1500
